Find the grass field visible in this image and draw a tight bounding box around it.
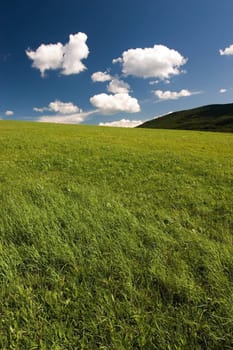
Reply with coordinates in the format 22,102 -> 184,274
0,121 -> 233,349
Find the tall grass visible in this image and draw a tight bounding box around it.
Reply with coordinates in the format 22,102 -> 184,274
0,121 -> 232,349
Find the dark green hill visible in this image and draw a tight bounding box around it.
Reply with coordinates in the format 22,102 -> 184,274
138,103 -> 233,132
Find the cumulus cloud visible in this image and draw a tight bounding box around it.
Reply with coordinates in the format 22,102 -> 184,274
107,78 -> 130,94
115,44 -> 187,79
5,110 -> 14,116
91,71 -> 112,82
26,43 -> 64,77
154,89 -> 196,100
26,32 -> 89,76
34,100 -> 80,114
219,44 -> 233,56
48,100 -> 80,114
99,118 -> 143,128
90,93 -> 140,114
219,88 -> 227,93
62,33 -> 89,75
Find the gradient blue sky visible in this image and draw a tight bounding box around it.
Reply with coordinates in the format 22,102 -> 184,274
1,0 -> 233,126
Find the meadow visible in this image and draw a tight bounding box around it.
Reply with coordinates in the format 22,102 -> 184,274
0,121 -> 232,349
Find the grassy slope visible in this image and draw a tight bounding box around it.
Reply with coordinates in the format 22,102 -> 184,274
0,121 -> 233,349
138,103 -> 233,132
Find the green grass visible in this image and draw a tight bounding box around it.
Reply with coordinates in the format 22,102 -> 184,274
0,120 -> 233,349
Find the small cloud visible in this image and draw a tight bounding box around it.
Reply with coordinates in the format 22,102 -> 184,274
149,79 -> 170,85
26,32 -> 89,77
219,88 -> 227,93
90,93 -> 140,114
33,107 -> 49,113
99,118 -> 143,128
115,44 -> 187,79
34,98 -> 96,124
112,57 -> 123,64
107,78 -> 130,94
5,110 -> 14,116
91,72 -> 130,95
154,89 -> 199,100
48,100 -> 80,114
34,100 -> 80,114
219,44 -> 233,56
91,71 -> 112,82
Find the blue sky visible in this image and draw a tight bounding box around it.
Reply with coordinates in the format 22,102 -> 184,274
1,0 -> 233,126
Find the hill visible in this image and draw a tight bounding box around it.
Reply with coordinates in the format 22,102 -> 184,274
138,103 -> 233,132
0,121 -> 233,349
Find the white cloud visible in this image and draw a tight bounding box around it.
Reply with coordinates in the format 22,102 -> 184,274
62,33 -> 89,75
34,100 -> 80,114
99,118 -> 143,128
91,71 -> 112,82
219,44 -> 233,56
33,107 -> 49,113
154,89 -> 195,100
149,79 -> 170,85
107,78 -> 130,94
219,88 -> 227,93
49,100 -> 80,114
38,110 -> 96,124
26,43 -> 64,77
116,44 -> 187,79
112,57 -> 123,64
5,110 -> 14,116
90,93 -> 140,114
26,32 -> 89,76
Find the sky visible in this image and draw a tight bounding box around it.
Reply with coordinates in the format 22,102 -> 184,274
1,0 -> 233,127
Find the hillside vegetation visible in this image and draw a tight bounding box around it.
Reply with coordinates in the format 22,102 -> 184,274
138,103 -> 233,132
0,121 -> 233,349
